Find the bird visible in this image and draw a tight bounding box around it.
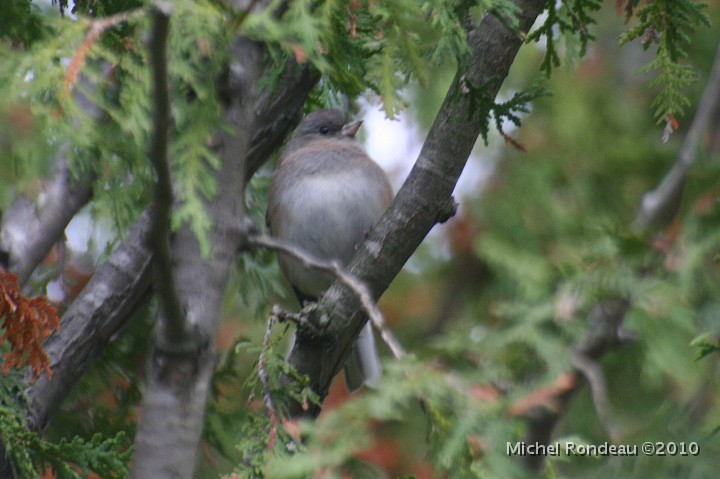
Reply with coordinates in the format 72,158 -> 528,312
267,108 -> 393,391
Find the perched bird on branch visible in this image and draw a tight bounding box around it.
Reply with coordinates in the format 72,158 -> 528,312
268,108 -> 393,391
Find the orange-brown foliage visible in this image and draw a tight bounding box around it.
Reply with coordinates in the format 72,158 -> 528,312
0,272 -> 60,381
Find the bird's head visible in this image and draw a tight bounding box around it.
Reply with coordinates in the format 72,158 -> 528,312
288,109 -> 363,147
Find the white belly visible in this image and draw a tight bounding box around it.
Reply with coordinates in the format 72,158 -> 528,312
274,172 -> 388,296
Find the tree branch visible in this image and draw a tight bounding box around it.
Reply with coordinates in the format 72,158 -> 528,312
245,63 -> 320,178
0,156 -> 93,288
570,351 -> 618,440
0,61 -> 110,286
522,298 -> 632,472
147,2 -> 188,348
249,234 -> 406,359
634,39 -> 720,231
24,208 -> 154,434
285,0 -> 548,417
259,307 -> 280,453
130,28 -> 266,477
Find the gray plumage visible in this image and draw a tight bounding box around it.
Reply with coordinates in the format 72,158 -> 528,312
268,108 -> 392,391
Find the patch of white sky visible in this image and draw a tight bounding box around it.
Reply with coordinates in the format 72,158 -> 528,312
359,91 -> 525,267
359,9 -> 551,266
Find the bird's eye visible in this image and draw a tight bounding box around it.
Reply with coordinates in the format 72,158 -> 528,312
319,125 -> 330,134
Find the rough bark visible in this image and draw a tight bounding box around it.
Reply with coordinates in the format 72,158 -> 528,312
24,209 -> 154,434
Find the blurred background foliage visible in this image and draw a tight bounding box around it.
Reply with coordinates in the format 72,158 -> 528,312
1,0 -> 720,478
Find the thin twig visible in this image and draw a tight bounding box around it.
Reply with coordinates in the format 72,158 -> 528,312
148,2 -> 187,344
64,9 -> 143,97
522,298 -> 631,472
570,351 -> 619,441
248,234 -> 406,360
259,306 -> 279,452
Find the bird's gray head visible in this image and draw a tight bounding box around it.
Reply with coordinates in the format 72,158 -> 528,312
287,109 -> 362,149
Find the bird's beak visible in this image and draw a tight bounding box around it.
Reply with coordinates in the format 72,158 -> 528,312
341,120 -> 362,138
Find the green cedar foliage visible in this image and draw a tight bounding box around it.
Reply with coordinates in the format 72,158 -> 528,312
620,0 -> 711,123
526,0 -> 602,76
0,372 -> 131,479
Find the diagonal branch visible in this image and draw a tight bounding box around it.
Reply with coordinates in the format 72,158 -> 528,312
634,39 -> 720,231
249,234 -> 406,359
522,298 -> 632,472
0,63 -> 110,286
24,208 -> 154,434
0,156 -> 93,288
245,63 -> 320,178
285,0 -> 548,417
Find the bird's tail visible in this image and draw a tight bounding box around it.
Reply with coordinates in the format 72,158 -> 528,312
344,321 -> 382,392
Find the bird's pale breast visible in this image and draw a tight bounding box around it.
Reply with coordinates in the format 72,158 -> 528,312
273,167 -> 389,296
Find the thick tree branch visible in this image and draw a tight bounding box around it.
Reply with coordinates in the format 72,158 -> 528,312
285,0 -> 548,417
130,29 -> 265,477
245,63 -> 320,178
634,40 -> 720,231
24,208 -> 154,434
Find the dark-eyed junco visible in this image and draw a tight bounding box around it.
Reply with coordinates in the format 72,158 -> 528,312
267,108 -> 393,391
